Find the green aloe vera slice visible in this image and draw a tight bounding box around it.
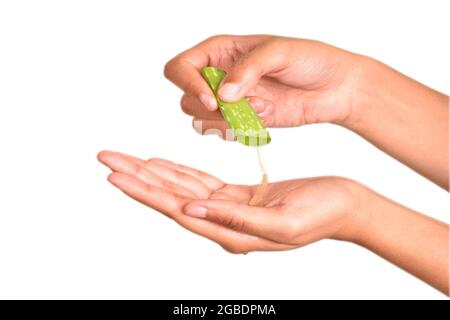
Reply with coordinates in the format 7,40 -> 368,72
201,67 -> 271,146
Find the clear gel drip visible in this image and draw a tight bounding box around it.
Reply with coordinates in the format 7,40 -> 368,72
249,147 -> 268,206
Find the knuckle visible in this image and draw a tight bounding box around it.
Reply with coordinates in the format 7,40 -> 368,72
163,58 -> 177,79
173,169 -> 187,184
205,34 -> 229,43
219,209 -> 245,232
180,95 -> 191,114
233,54 -> 267,79
134,164 -> 148,177
266,36 -> 288,47
262,37 -> 290,60
161,178 -> 175,189
183,79 -> 197,97
145,159 -> 167,173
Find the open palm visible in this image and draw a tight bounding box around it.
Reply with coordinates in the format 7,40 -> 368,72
98,151 -> 359,253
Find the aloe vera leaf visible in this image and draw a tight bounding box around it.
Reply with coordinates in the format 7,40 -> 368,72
201,67 -> 271,146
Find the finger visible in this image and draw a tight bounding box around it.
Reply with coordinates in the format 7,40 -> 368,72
108,172 -> 183,219
164,48 -> 217,111
164,35 -> 273,111
144,159 -> 211,199
98,151 -> 198,198
247,96 -> 275,126
98,150 -> 146,166
175,214 -> 295,254
108,172 -> 294,253
183,199 -> 290,242
99,151 -> 215,198
218,41 -> 288,102
150,157 -> 225,191
180,94 -> 223,120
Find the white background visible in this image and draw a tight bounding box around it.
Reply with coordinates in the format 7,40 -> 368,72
0,0 -> 449,299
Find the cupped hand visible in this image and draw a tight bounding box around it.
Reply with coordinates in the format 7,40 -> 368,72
98,151 -> 367,253
164,35 -> 367,136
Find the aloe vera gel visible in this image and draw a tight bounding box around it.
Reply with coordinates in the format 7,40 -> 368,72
201,67 -> 270,205
249,147 -> 268,206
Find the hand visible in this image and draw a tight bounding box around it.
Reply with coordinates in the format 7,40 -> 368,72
165,34 -> 448,189
164,35 -> 367,135
98,150 -> 366,253
98,150 -> 449,292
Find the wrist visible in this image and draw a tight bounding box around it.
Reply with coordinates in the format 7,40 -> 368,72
339,55 -> 449,188
331,178 -> 375,244
347,184 -> 392,249
338,55 -> 389,131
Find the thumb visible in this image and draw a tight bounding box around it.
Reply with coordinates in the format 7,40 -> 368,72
183,199 -> 284,240
218,42 -> 287,102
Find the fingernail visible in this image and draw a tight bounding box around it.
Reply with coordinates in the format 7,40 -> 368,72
257,106 -> 271,118
248,98 -> 265,114
219,83 -> 241,101
200,94 -> 217,110
184,205 -> 207,218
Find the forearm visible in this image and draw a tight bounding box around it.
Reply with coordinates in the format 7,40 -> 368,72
347,58 -> 449,189
354,188 -> 449,294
